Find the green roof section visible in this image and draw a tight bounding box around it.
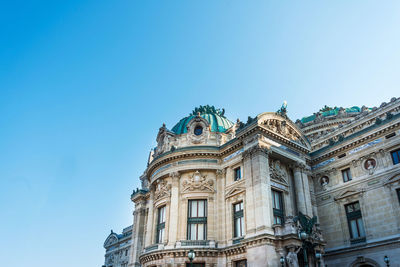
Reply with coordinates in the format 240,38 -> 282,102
300,106 -> 365,124
171,105 -> 234,135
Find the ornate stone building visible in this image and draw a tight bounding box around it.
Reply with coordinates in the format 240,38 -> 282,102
103,225 -> 133,267
123,98 -> 400,267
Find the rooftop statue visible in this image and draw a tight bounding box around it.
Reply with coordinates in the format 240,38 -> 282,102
276,100 -> 288,118
190,105 -> 226,117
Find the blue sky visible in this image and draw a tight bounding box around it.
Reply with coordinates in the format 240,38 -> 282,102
1,1 -> 399,266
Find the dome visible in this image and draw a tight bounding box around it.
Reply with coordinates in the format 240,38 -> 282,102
171,105 -> 234,135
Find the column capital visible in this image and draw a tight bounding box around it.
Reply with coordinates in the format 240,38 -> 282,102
243,144 -> 271,159
216,168 -> 226,179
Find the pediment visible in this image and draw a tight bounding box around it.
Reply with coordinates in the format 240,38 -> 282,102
334,188 -> 364,201
257,112 -> 311,149
104,233 -> 118,248
384,173 -> 400,185
225,186 -> 246,199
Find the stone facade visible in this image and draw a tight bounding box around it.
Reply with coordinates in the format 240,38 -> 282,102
118,99 -> 400,267
297,98 -> 400,267
103,226 -> 133,267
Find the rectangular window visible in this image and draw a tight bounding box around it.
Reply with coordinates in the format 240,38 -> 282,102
391,149 -> 400,165
234,167 -> 241,181
345,202 -> 366,243
233,202 -> 244,237
156,206 -> 166,243
272,190 -> 284,225
235,260 -> 247,267
342,168 -> 352,182
187,200 -> 207,240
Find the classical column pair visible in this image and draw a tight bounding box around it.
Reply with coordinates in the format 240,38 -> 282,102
291,163 -> 313,217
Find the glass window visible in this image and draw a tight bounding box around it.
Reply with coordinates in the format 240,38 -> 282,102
194,126 -> 203,136
342,168 -> 352,182
345,202 -> 366,242
235,260 -> 247,267
234,167 -> 241,181
397,188 -> 400,204
233,202 -> 244,237
391,149 -> 400,165
187,200 -> 207,240
156,206 -> 166,243
272,190 -> 284,225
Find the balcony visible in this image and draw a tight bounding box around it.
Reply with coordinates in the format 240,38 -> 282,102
176,240 -> 216,248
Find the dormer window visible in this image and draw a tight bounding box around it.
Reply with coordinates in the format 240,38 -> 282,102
194,125 -> 203,136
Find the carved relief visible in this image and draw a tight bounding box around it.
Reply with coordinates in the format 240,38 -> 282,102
154,179 -> 171,201
155,124 -> 177,155
269,159 -> 288,184
262,119 -> 307,146
363,158 -> 377,175
181,171 -> 214,192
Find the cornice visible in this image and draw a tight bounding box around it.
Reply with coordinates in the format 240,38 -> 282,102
310,119 -> 400,164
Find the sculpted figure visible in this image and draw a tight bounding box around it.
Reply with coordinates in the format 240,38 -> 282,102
286,247 -> 301,267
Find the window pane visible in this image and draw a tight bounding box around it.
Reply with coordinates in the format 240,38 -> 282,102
198,201 -> 204,217
392,151 -> 400,164
197,224 -> 204,240
350,219 -> 359,238
347,169 -> 352,180
235,218 -> 240,237
357,218 -> 365,237
190,224 -> 197,240
191,201 -> 198,217
240,217 -> 245,236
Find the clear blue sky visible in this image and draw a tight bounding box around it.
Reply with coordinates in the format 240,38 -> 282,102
1,1 -> 399,266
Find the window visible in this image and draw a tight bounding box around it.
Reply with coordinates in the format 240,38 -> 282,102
235,260 -> 247,267
194,125 -> 203,136
397,188 -> 400,204
272,190 -> 284,225
233,202 -> 244,237
345,202 -> 366,243
125,249 -> 128,256
156,206 -> 166,243
234,167 -> 241,181
342,168 -> 352,182
391,148 -> 400,165
187,200 -> 207,240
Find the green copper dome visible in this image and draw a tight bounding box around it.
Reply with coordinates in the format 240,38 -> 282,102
171,105 -> 234,135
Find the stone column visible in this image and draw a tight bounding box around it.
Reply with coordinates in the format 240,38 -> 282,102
244,145 -> 274,237
167,172 -> 180,248
216,169 -> 226,243
301,171 -> 313,217
251,146 -> 274,233
292,164 -> 308,215
144,189 -> 154,247
243,148 -> 256,236
129,200 -> 146,267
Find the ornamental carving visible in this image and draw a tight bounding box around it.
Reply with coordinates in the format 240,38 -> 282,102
269,159 -> 288,183
154,179 -> 171,201
262,119 -> 307,146
181,171 -> 214,192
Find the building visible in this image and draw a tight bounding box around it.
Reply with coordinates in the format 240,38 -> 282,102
123,98 -> 400,267
103,225 -> 133,267
296,98 -> 400,267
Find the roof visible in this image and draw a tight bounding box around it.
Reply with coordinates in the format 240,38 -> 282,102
300,106 -> 363,124
171,105 -> 234,134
